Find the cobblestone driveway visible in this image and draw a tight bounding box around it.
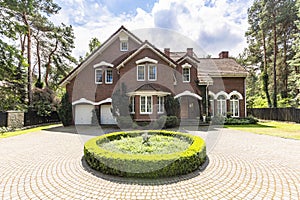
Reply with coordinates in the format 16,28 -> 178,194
0,126 -> 299,199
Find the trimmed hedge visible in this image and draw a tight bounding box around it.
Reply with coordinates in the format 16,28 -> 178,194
84,130 -> 206,178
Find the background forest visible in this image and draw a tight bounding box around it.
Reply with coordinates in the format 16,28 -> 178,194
0,0 -> 299,115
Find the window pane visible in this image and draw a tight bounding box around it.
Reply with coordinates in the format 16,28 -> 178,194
147,96 -> 152,112
138,65 -> 145,80
106,69 -> 113,83
120,41 -> 128,51
183,68 -> 190,82
95,69 -> 102,83
158,96 -> 164,113
141,96 -> 145,113
149,65 -> 156,80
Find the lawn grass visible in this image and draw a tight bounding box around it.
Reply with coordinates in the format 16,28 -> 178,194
225,121 -> 300,140
0,124 -> 62,139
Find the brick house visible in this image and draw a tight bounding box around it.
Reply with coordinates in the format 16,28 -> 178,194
59,26 -> 247,125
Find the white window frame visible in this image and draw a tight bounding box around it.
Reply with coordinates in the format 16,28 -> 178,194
158,96 -> 164,113
140,96 -> 152,114
95,69 -> 103,84
182,67 -> 190,83
137,65 -> 145,81
130,96 -> 135,114
120,41 -> 128,51
105,69 -> 113,84
217,95 -> 227,117
148,65 -> 157,81
230,95 -> 239,117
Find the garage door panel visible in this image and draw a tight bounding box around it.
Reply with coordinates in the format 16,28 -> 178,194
75,104 -> 94,125
101,104 -> 117,125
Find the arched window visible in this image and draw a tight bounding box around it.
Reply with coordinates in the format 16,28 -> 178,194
208,95 -> 214,117
217,95 -> 226,117
230,95 -> 239,117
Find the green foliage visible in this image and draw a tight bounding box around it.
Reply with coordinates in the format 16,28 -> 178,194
164,95 -> 180,117
32,87 -> 58,116
211,114 -> 225,125
84,130 -> 206,178
225,116 -> 258,125
116,116 -> 133,129
100,135 -> 190,155
111,83 -> 130,117
57,92 -> 72,126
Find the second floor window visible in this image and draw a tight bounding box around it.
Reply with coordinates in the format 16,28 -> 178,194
105,69 -> 113,84
137,65 -> 145,81
183,68 -> 190,82
95,69 -> 102,84
148,65 -> 157,81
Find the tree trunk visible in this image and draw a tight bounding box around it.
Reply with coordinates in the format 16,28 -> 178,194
283,31 -> 288,98
273,12 -> 278,108
45,39 -> 58,87
23,13 -> 33,106
262,31 -> 272,107
34,34 -> 42,88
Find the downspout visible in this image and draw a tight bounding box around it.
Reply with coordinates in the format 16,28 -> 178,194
244,78 -> 247,117
206,83 -> 209,116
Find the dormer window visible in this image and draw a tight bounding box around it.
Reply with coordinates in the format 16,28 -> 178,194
137,65 -> 145,81
105,69 -> 113,84
182,63 -> 191,83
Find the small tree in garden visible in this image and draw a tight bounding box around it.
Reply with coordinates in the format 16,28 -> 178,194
164,95 -> 180,117
32,87 -> 59,116
58,92 -> 72,126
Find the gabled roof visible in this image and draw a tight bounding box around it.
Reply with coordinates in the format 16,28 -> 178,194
59,26 -> 143,87
115,40 -> 177,69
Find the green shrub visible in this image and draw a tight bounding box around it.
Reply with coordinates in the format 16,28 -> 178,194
211,114 -> 225,125
84,130 -> 206,178
116,116 -> 133,129
225,116 -> 258,125
165,116 -> 179,128
57,92 -> 72,126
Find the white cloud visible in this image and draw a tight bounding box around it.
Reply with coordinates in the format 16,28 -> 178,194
51,0 -> 253,59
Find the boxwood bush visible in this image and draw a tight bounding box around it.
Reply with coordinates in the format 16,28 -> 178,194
84,130 -> 206,178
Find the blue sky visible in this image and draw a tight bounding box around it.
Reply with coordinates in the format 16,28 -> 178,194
51,0 -> 254,58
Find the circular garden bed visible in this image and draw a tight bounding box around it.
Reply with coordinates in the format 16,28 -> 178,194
84,130 -> 206,178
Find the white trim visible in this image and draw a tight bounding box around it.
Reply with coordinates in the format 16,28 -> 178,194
215,91 -> 229,100
174,90 -> 202,101
137,65 -> 145,81
95,69 -> 103,84
93,61 -> 114,68
105,69 -> 113,84
148,65 -> 157,81
208,91 -> 216,99
116,43 -> 176,69
136,57 -> 158,64
182,63 -> 192,69
72,98 -> 112,106
127,91 -> 171,96
228,90 -> 243,100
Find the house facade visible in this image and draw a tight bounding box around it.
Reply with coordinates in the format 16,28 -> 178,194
60,26 -> 247,125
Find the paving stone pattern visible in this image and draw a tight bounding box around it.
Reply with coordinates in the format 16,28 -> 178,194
0,127 -> 299,200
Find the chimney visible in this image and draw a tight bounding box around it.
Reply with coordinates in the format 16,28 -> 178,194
219,51 -> 229,58
187,48 -> 193,57
164,48 -> 170,57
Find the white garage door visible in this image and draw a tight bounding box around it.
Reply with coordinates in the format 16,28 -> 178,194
75,104 -> 94,125
101,104 -> 117,125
